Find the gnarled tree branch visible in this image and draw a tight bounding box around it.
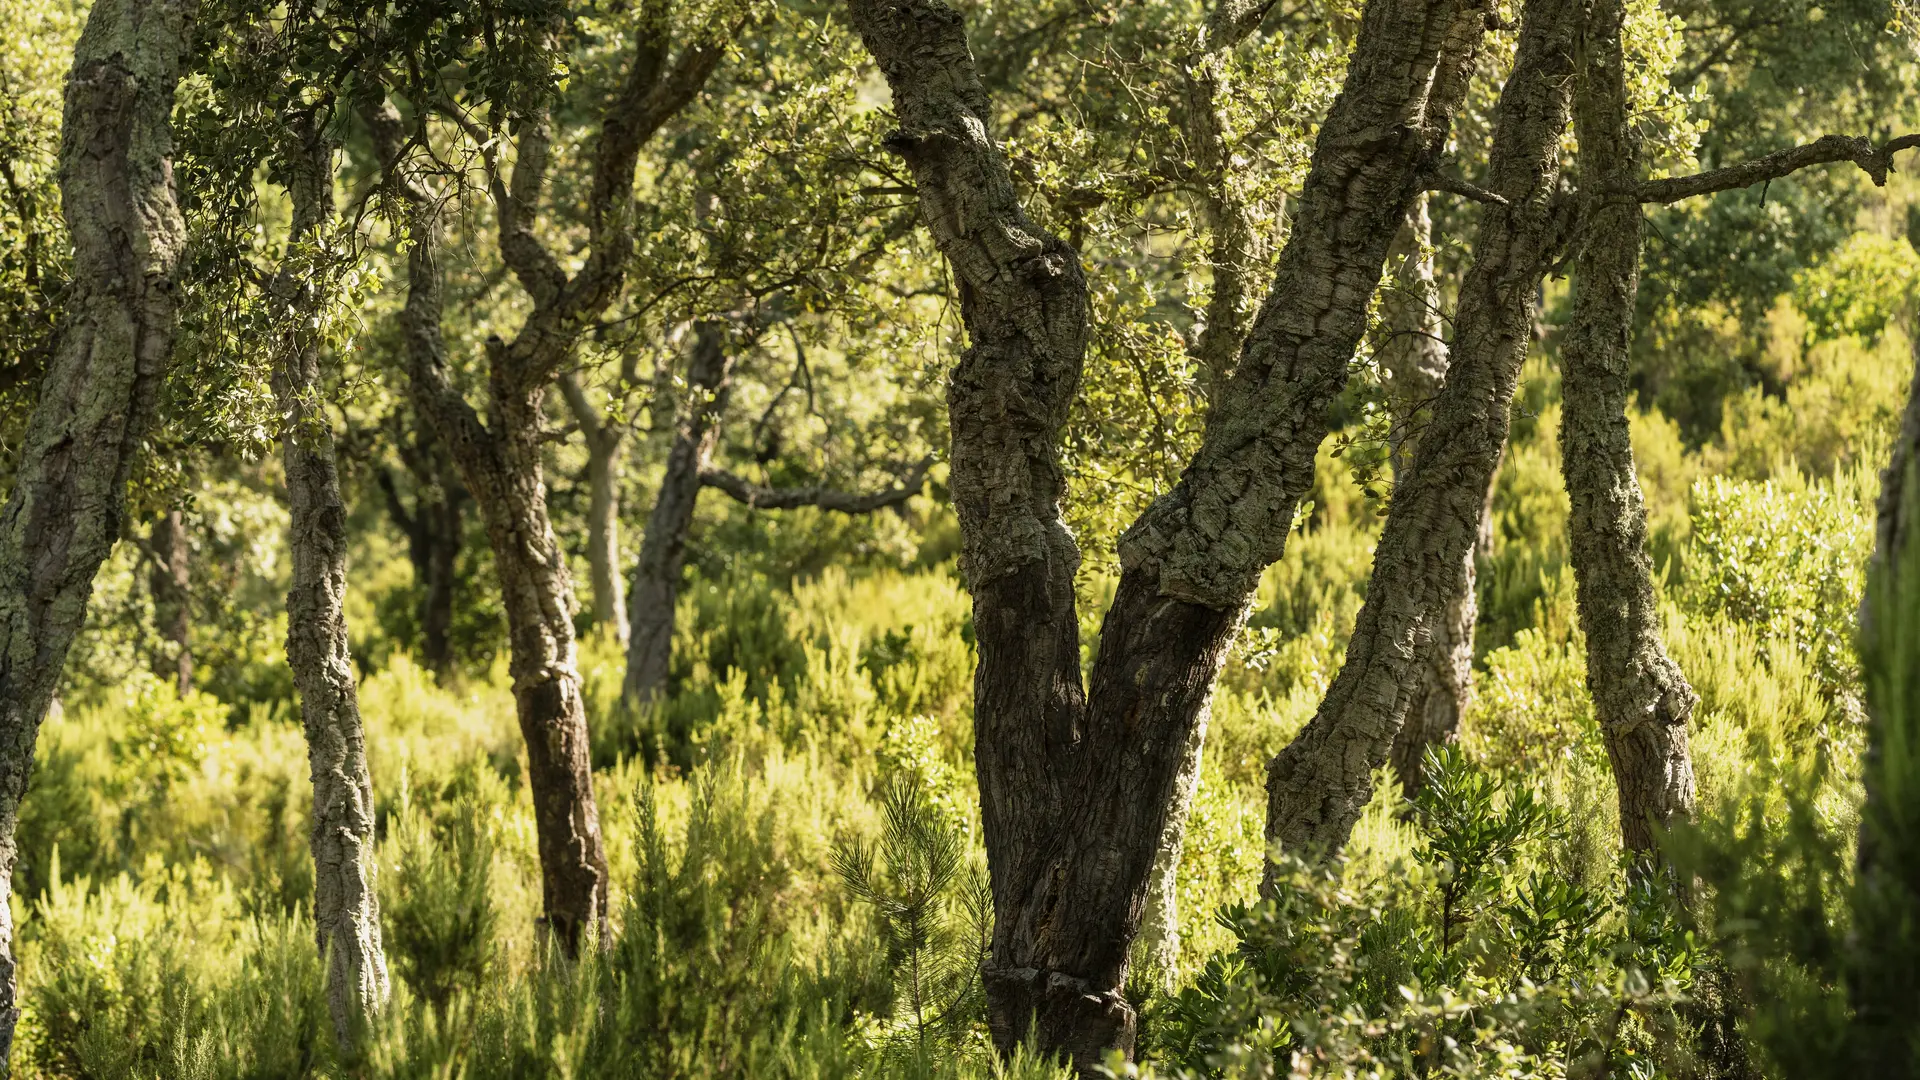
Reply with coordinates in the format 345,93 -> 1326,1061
1636,132 -> 1920,204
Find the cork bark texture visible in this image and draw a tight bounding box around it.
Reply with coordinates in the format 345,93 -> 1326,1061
269,116 -> 391,1043
848,0 -> 1490,1068
0,0 -> 193,1061
1266,0 -> 1593,869
1558,0 -> 1697,857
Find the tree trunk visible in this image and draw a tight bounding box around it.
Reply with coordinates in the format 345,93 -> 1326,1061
367,12 -> 735,946
1266,0 -> 1592,870
269,115 -> 390,1044
1851,336 -> 1920,1072
1379,194 -> 1481,796
407,238 -> 610,954
0,0 -> 193,1061
419,470 -> 463,675
851,0 -> 1488,1068
624,323 -> 732,705
148,507 -> 192,694
1559,0 -> 1696,858
368,99 -> 611,951
560,373 -> 630,648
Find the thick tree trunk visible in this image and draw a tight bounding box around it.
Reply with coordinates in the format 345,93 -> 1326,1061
850,0 -> 1488,1068
560,374 -> 629,648
0,0 -> 193,1061
148,507 -> 192,694
624,323 -> 732,705
270,116 -> 389,1043
1851,336 -> 1920,1071
1559,0 -> 1696,858
1266,0 -> 1592,870
1381,194 -> 1477,796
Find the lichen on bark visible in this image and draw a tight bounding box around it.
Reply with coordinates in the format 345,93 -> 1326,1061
0,0 -> 194,1061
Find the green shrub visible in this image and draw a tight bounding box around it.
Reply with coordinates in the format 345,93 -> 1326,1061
1683,471 -> 1873,706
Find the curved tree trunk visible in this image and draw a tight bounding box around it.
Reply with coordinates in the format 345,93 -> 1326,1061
1380,193 -> 1477,797
1266,0 -> 1593,870
1559,0 -> 1696,858
850,0 -> 1488,1068
0,0 -> 193,1060
624,322 -> 732,705
1134,7 -> 1273,982
270,116 -> 390,1044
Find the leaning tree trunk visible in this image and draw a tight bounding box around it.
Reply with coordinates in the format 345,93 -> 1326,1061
1850,335 -> 1920,1072
1559,0 -> 1696,858
148,506 -> 193,694
0,0 -> 193,1061
560,373 -> 630,648
1135,3 -> 1274,983
1266,0 -> 1593,871
269,116 -> 390,1044
624,323 -> 731,705
1379,192 -> 1478,797
851,0 -> 1488,1068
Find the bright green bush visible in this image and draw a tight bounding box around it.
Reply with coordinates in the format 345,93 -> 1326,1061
1683,472 -> 1873,706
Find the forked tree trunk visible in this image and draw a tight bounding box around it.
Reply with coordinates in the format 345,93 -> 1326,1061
850,0 -> 1489,1068
269,115 -> 390,1043
395,215 -> 611,951
1266,0 -> 1593,872
366,10 -> 734,947
367,103 -> 611,951
624,323 -> 731,704
1380,193 -> 1478,796
0,0 -> 193,1061
1559,0 -> 1696,857
560,373 -> 630,647
148,506 -> 193,693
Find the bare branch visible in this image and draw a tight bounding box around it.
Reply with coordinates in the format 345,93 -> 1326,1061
699,456 -> 935,513
1637,133 -> 1920,204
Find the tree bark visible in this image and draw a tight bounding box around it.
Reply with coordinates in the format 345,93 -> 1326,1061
849,0 -> 1489,1068
624,322 -> 732,705
1559,0 -> 1696,858
559,373 -> 629,647
267,114 -> 389,1043
148,506 -> 192,694
0,0 -> 193,1061
1380,194 -> 1477,797
1266,0 -> 1592,871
